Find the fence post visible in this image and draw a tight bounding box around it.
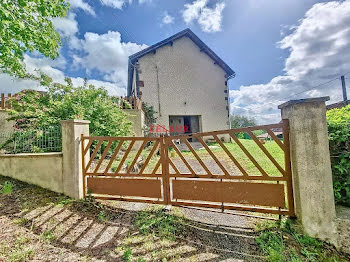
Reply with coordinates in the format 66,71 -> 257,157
61,119 -> 90,199
278,97 -> 337,244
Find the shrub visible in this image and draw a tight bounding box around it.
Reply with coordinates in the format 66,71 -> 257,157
326,104 -> 350,206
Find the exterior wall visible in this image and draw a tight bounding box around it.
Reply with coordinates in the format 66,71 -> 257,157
0,153 -> 63,193
137,36 -> 229,134
123,109 -> 145,136
0,110 -> 15,132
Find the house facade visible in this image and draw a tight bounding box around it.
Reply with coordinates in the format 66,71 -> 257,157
127,29 -> 235,137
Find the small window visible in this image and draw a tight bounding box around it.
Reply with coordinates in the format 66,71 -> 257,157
178,119 -> 181,123
171,120 -> 173,123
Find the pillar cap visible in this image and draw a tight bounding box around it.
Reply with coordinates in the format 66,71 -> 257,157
60,119 -> 90,124
278,96 -> 330,109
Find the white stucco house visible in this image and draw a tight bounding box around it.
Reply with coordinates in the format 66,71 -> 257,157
127,29 -> 235,136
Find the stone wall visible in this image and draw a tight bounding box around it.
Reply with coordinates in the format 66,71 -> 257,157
123,109 -> 144,137
0,153 -> 64,193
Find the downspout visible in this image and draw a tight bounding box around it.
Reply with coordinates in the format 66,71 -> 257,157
156,65 -> 161,117
227,73 -> 236,129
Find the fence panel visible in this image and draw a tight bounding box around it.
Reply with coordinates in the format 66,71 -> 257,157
0,126 -> 62,154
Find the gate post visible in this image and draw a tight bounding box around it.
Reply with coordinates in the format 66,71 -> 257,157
61,119 -> 90,199
278,97 -> 337,244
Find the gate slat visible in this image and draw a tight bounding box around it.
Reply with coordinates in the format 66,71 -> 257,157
114,140 -> 135,175
265,129 -> 286,152
103,140 -> 124,175
93,141 -> 113,173
229,132 -> 269,177
246,130 -> 286,176
212,135 -> 249,178
84,140 -> 103,173
138,140 -> 160,175
193,135 -> 230,177
168,140 -> 196,175
181,138 -> 213,176
126,140 -> 148,174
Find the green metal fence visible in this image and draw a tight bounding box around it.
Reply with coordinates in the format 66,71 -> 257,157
0,126 -> 62,154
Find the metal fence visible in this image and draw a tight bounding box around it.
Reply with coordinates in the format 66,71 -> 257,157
0,126 -> 62,154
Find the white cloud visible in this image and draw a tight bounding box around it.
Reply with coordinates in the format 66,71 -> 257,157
183,0 -> 225,33
162,12 -> 174,24
70,0 -> 95,15
100,0 -> 129,9
0,54 -> 127,96
100,0 -> 153,9
73,31 -> 147,88
52,13 -> 81,50
230,0 -> 350,124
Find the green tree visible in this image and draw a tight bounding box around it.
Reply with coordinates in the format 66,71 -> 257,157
7,77 -> 132,137
0,0 -> 70,77
230,114 -> 256,128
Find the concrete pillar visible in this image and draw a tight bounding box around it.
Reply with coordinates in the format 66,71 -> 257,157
278,97 -> 337,244
61,120 -> 90,199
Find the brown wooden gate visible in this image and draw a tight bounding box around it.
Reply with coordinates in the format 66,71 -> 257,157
82,120 -> 294,216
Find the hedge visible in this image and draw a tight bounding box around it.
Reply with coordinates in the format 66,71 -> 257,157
326,104 -> 350,207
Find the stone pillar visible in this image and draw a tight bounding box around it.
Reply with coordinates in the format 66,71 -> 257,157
278,97 -> 337,244
61,120 -> 90,199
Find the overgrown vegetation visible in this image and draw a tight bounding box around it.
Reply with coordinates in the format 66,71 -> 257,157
7,78 -> 132,138
256,219 -> 348,262
327,104 -> 350,207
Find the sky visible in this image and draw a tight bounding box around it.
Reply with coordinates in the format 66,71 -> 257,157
1,0 -> 350,123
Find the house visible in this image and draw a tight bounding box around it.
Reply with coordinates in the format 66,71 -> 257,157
127,29 -> 235,139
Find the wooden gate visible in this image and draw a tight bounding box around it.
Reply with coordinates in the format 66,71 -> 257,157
82,120 -> 295,216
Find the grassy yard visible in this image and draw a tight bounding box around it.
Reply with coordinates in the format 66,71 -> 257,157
170,139 -> 285,176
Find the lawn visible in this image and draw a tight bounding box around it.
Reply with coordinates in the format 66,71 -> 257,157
170,139 -> 285,177
90,139 -> 285,177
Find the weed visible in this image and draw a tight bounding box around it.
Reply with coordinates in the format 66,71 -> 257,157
13,217 -> 30,226
137,257 -> 146,262
256,219 -> 348,262
40,230 -> 56,243
135,208 -> 186,240
97,210 -> 110,222
57,197 -> 73,206
122,248 -> 132,262
0,181 -> 13,194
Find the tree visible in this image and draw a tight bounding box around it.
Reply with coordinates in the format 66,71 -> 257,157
7,77 -> 132,137
0,0 -> 70,77
230,114 -> 256,128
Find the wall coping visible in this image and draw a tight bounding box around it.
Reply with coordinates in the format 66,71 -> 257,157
0,152 -> 63,158
278,96 -> 330,109
60,119 -> 90,124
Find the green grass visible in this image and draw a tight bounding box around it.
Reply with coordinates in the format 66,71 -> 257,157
174,139 -> 285,176
256,219 -> 347,262
0,180 -> 14,194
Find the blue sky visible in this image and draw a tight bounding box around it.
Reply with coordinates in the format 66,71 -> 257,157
2,0 -> 350,123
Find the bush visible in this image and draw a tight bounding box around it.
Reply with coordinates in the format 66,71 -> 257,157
7,78 -> 132,138
327,105 -> 350,206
